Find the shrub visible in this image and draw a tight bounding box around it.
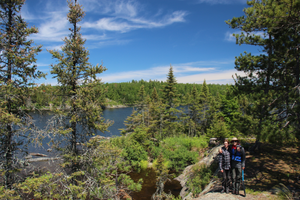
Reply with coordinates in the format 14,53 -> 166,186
139,160 -> 149,171
151,135 -> 208,172
206,117 -> 231,138
110,133 -> 148,163
187,164 -> 212,195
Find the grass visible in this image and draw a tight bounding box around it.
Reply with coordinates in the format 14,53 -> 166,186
245,188 -> 260,195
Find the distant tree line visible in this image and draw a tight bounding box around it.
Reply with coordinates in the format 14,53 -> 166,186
104,80 -> 227,105
29,81 -> 228,107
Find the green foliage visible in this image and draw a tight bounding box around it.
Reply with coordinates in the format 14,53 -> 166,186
29,80 -> 228,108
140,160 -> 149,171
206,115 -> 232,138
47,0 -> 111,179
124,141 -> 148,163
103,80 -> 227,105
187,164 -> 212,195
0,0 -> 45,189
0,186 -> 19,199
152,136 -> 208,172
227,0 -> 300,142
152,154 -> 171,200
110,128 -> 149,164
13,140 -> 142,199
17,172 -> 63,200
152,157 -> 171,170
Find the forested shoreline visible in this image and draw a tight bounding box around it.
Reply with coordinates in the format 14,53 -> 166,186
1,0 -> 300,199
29,81 -> 228,108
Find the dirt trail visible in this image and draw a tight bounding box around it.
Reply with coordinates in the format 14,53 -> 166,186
194,192 -> 276,200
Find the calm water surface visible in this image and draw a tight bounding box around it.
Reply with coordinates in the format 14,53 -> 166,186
28,107 -> 134,154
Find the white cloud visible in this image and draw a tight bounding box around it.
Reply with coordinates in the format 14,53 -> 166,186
176,70 -> 245,84
225,31 -> 239,42
38,59 -> 240,85
100,60 -> 235,84
82,34 -> 107,41
30,11 -> 69,42
114,0 -> 139,17
78,0 -> 140,16
25,0 -> 187,48
44,44 -> 63,51
39,78 -> 59,86
82,10 -> 187,32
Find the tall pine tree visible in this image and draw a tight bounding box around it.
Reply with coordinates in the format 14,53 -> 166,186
160,65 -> 181,137
48,0 -> 111,175
226,0 -> 300,143
0,0 -> 44,189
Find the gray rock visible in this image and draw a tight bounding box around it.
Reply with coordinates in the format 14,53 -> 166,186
175,144 -> 222,199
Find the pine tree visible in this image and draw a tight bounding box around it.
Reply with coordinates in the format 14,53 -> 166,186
121,85 -> 148,135
137,85 -> 146,124
152,154 -> 170,200
161,65 -> 179,112
198,80 -> 211,134
148,99 -> 165,139
48,0 -> 111,177
0,0 -> 44,189
160,65 -> 181,137
188,85 -> 202,136
226,0 -> 300,143
151,87 -> 159,102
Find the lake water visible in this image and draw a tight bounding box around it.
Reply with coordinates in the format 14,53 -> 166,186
28,107 -> 134,154
26,107 -> 182,199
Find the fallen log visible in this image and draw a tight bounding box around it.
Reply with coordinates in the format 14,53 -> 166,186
29,153 -> 48,157
27,157 -> 62,163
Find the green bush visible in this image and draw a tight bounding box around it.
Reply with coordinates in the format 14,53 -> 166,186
206,116 -> 232,138
151,135 -> 208,172
187,164 -> 212,195
110,129 -> 149,163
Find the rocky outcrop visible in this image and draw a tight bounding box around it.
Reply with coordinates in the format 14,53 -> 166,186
175,144 -> 222,199
105,105 -> 128,109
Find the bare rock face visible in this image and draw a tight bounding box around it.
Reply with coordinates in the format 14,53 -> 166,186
175,144 -> 222,199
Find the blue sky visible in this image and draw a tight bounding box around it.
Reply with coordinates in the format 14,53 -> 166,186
21,0 -> 260,85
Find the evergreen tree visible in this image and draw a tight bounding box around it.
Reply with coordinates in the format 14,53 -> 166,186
160,65 -> 181,137
198,80 -> 211,134
148,99 -> 165,140
152,154 -> 170,200
0,0 -> 44,189
48,0 -> 111,179
121,85 -> 148,135
227,0 -> 300,143
137,85 -> 146,124
206,115 -> 231,139
184,85 -> 202,136
161,65 -> 179,112
151,87 -> 159,102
